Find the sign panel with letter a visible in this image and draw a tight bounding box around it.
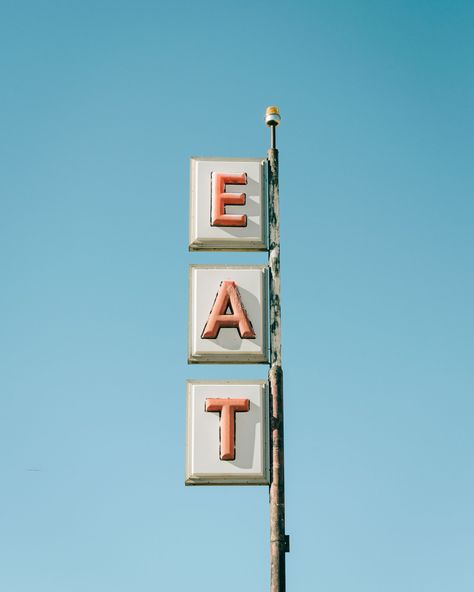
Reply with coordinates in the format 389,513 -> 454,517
189,157 -> 267,251
188,265 -> 268,364
185,380 -> 269,485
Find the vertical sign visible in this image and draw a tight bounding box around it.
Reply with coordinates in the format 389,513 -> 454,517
185,108 -> 287,591
186,158 -> 269,484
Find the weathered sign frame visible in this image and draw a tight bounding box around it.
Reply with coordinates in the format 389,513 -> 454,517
189,157 -> 268,251
185,379 -> 269,486
188,264 -> 269,364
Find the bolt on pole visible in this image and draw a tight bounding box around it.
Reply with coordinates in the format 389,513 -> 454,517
265,106 -> 287,592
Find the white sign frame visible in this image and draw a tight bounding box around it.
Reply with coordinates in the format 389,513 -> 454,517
188,264 -> 269,364
185,380 -> 269,486
189,157 -> 268,251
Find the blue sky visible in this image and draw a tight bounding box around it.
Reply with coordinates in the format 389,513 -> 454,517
1,1 -> 473,590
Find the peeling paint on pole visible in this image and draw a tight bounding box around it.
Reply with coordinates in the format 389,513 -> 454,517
268,146 -> 287,592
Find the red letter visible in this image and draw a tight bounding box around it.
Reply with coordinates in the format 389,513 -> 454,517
201,281 -> 256,339
205,398 -> 250,460
211,172 -> 247,227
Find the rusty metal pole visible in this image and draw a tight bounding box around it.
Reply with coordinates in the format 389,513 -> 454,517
266,106 -> 287,592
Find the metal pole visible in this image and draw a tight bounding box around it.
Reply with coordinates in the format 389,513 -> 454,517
266,106 -> 287,592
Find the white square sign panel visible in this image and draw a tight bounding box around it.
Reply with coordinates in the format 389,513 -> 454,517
188,265 -> 269,364
189,157 -> 267,251
185,380 -> 269,486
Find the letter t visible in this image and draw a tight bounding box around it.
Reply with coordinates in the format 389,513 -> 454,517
205,398 -> 250,461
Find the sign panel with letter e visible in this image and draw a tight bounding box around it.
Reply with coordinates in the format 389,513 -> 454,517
185,380 -> 269,485
189,157 -> 267,251
188,264 -> 269,364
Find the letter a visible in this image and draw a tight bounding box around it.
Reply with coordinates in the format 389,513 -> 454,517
201,281 -> 256,339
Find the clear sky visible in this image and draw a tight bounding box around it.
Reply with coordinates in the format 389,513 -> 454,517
1,1 -> 473,590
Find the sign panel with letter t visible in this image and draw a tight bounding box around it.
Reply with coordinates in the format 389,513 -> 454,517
185,380 -> 269,485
